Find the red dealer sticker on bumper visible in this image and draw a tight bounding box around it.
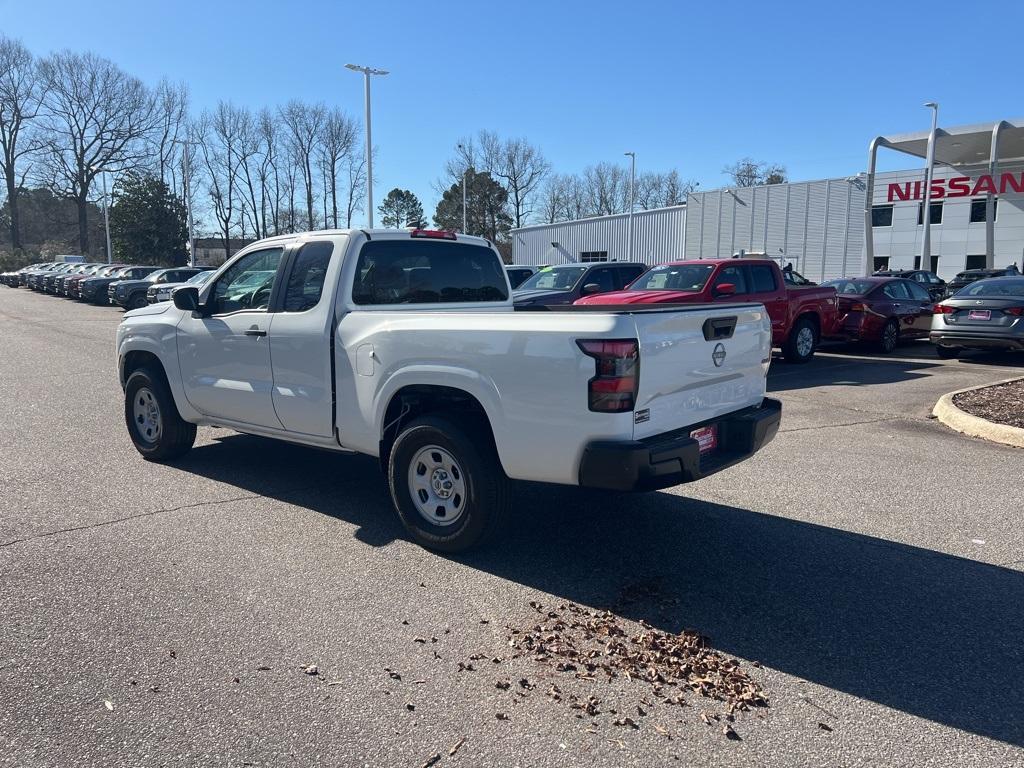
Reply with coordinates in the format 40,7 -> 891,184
690,425 -> 718,454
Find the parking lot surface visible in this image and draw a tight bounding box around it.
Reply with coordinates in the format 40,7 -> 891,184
2,287 -> 1024,768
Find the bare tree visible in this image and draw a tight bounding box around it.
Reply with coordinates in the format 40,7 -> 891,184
634,170 -> 698,210
257,108 -> 281,236
318,108 -> 357,228
196,102 -> 247,258
37,50 -> 156,255
0,35 -> 44,251
151,79 -> 189,192
583,162 -> 629,216
478,131 -> 550,228
279,99 -> 326,230
723,157 -> 787,187
344,151 -> 366,227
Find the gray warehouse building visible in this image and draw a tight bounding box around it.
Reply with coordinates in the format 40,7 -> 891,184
511,118 -> 1024,282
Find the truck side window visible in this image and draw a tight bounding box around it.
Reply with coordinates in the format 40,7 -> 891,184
585,268 -> 617,293
714,266 -> 748,294
283,242 -> 334,312
616,265 -> 645,288
208,247 -> 284,315
747,265 -> 777,293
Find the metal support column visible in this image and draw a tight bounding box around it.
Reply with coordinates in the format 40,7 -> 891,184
864,137 -> 886,274
986,121 -> 1006,266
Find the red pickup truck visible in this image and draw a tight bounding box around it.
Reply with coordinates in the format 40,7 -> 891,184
574,258 -> 838,363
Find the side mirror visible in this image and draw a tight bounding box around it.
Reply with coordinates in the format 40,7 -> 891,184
714,282 -> 736,296
581,282 -> 602,296
172,286 -> 200,312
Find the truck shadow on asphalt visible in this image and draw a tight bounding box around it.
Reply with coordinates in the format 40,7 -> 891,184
177,433 -> 1024,748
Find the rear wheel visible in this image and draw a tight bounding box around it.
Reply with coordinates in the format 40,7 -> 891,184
124,367 -> 196,461
388,415 -> 510,553
878,319 -> 900,354
935,345 -> 959,360
782,317 -> 817,363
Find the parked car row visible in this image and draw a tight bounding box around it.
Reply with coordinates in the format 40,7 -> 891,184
6,250 -> 1022,360
1,261 -> 213,308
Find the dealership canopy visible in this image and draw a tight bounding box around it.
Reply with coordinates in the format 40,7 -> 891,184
864,118 -> 1024,266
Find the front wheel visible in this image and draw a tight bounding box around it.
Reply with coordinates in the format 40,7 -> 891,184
124,367 -> 196,461
127,293 -> 147,310
388,415 -> 510,553
782,317 -> 818,363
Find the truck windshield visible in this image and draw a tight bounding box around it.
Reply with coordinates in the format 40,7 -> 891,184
628,264 -> 714,291
352,240 -> 508,305
517,265 -> 588,291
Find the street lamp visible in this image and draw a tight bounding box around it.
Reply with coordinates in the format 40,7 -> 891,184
457,142 -> 468,234
921,102 -> 939,271
172,138 -> 197,267
90,166 -> 113,264
624,151 -> 636,261
345,63 -> 389,228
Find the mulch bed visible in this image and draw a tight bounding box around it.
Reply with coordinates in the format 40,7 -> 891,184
953,378 -> 1024,429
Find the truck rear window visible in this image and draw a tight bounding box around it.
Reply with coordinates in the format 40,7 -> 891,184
352,240 -> 508,305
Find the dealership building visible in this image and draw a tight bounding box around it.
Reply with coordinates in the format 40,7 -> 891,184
512,118 -> 1024,282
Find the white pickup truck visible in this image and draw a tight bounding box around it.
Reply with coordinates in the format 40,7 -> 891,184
116,229 -> 781,552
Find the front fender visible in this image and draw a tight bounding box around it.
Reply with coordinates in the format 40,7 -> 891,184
117,320 -> 201,422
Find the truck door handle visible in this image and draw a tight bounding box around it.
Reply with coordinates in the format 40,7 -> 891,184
244,327 -> 267,337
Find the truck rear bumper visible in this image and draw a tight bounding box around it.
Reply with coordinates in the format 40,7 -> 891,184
578,398 -> 782,492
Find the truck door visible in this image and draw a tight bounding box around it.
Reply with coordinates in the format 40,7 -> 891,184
176,247 -> 285,429
745,263 -> 788,345
267,240 -> 341,437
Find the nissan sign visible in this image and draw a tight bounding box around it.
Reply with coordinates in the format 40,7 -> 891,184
887,172 -> 1024,202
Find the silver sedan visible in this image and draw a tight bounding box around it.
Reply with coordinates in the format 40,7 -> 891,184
931,276 -> 1024,358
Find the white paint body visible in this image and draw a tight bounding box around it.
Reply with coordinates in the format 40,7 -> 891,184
116,230 -> 771,486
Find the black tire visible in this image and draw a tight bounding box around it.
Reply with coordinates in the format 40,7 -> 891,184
388,415 -> 510,553
124,367 -> 196,461
878,319 -> 900,354
782,316 -> 818,363
935,345 -> 959,360
127,292 -> 147,310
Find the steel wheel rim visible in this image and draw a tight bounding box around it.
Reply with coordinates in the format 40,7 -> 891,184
408,445 -> 467,527
796,327 -> 814,357
132,387 -> 162,445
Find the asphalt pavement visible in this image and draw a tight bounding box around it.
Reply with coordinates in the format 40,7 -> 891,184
2,287 -> 1023,768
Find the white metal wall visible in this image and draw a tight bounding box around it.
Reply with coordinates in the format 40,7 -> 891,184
511,206 -> 686,266
686,165 -> 1024,281
684,178 -> 868,282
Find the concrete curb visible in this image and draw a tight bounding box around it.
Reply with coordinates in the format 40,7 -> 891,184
932,376 -> 1024,449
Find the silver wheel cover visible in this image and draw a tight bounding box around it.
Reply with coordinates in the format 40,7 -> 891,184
408,445 -> 467,527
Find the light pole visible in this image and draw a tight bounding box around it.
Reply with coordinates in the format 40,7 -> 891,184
920,102 -> 939,272
457,142 -> 468,234
90,166 -> 113,264
173,139 -> 197,266
345,63 -> 389,228
624,151 -> 636,261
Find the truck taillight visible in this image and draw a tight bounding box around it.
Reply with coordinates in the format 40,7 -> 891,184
577,339 -> 639,413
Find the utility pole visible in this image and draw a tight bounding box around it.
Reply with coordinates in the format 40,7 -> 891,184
624,151 -> 636,261
921,102 -> 939,272
345,63 -> 389,228
90,166 -> 113,264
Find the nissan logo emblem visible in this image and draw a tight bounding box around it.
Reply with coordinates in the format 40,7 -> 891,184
712,343 -> 726,367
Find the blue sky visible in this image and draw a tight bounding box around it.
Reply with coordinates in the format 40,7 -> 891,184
3,0 -> 1023,221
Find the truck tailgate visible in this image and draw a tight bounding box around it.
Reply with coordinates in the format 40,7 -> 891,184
629,303 -> 771,440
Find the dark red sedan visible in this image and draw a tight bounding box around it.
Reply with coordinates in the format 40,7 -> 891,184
822,276 -> 935,353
